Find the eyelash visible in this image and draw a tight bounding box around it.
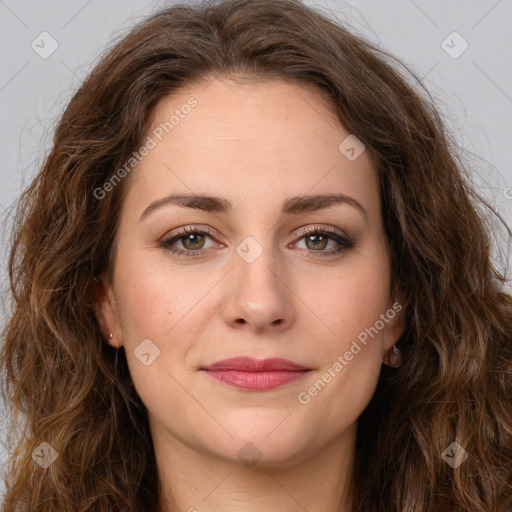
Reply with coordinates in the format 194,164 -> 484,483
160,225 -> 355,258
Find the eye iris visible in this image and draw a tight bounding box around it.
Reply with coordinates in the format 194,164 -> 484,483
306,234 -> 328,250
183,233 -> 205,250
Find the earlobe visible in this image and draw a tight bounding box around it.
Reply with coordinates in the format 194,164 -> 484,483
89,272 -> 122,348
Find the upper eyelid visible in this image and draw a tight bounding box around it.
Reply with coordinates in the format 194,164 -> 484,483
163,224 -> 348,240
163,225 -> 218,242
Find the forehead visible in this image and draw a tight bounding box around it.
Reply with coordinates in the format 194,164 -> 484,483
122,78 -> 380,220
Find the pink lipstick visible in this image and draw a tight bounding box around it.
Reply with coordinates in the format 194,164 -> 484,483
201,357 -> 310,391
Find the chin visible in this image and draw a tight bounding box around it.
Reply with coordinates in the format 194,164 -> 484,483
215,423 -> 316,469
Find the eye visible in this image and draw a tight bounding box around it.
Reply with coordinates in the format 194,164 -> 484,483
160,226 -> 219,257
160,225 -> 355,258
292,225 -> 355,257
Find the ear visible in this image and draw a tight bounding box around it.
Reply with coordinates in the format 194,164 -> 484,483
384,290 -> 407,350
89,271 -> 123,349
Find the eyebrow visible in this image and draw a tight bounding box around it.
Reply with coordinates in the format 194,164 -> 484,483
138,192 -> 368,222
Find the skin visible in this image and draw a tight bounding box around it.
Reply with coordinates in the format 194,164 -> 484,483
95,77 -> 406,512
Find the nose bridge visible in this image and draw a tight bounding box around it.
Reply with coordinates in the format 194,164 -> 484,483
231,201 -> 280,269
221,229 -> 295,331
234,231 -> 283,298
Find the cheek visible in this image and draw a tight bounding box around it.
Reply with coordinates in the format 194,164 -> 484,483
318,260 -> 390,347
113,266 -> 196,419
306,257 -> 391,423
113,253 -> 216,381
116,274 -> 175,339
299,274 -> 389,431
113,248 -> 195,340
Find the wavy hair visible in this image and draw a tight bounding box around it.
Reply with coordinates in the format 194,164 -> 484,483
1,0 -> 511,510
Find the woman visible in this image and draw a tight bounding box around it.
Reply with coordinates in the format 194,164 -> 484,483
1,0 -> 511,510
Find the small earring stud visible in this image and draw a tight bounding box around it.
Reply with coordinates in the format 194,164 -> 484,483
383,344 -> 403,367
109,333 -> 113,339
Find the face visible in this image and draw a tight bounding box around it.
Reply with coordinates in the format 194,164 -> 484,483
95,77 -> 405,468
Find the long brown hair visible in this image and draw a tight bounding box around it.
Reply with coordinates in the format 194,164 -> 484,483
1,0 -> 511,510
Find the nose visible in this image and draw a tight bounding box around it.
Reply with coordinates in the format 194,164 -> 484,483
220,239 -> 296,334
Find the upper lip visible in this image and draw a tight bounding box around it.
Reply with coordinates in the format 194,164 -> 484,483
201,357 -> 309,371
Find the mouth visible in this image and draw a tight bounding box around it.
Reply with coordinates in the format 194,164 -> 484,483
200,357 -> 311,391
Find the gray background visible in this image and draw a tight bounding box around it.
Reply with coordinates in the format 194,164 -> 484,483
1,0 -> 511,499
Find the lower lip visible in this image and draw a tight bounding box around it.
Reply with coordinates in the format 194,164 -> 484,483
202,370 -> 310,390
